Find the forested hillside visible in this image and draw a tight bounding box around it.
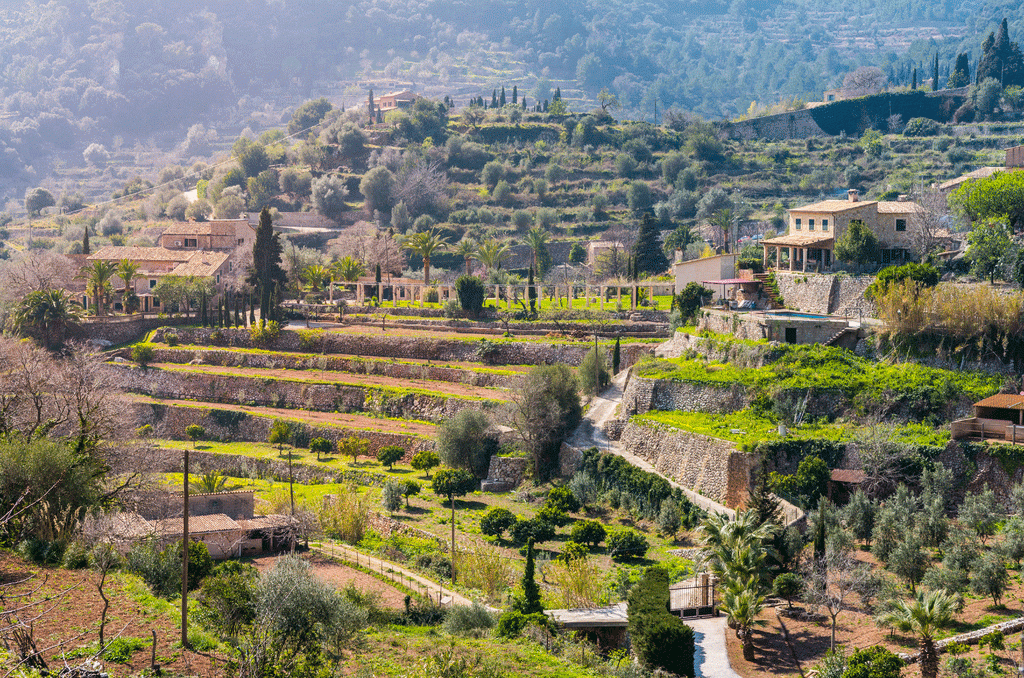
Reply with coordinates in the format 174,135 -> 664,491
2,0 -> 1024,209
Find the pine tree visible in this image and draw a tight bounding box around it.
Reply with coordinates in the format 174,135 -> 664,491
519,538 -> 543,614
612,337 -> 621,374
978,18 -> 1024,87
499,86 -> 506,107
633,212 -> 670,277
82,224 -> 90,255
748,467 -> 783,527
512,85 -> 518,104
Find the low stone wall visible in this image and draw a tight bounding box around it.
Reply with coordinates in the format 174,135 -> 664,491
619,421 -> 756,508
150,327 -> 657,369
110,363 -> 498,424
620,375 -> 750,418
484,456 -> 529,490
71,315 -> 191,346
366,512 -> 447,547
142,447 -> 379,485
129,401 -> 431,453
138,347 -> 522,389
773,272 -> 876,318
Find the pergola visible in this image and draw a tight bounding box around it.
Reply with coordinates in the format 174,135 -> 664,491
761,234 -> 835,272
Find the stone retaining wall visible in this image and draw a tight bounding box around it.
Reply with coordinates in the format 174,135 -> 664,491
773,272 -> 876,317
484,456 -> 529,489
366,512 -> 447,547
129,401 -> 431,453
150,327 -> 656,369
142,447 -> 387,485
620,376 -> 750,418
71,315 -> 191,346
619,421 -> 756,508
137,347 -> 522,389
110,364 -> 499,424
655,331 -> 783,367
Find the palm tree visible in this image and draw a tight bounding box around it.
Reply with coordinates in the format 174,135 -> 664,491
117,259 -> 140,314
524,227 -> 550,273
14,289 -> 84,349
190,471 -> 230,494
302,264 -> 330,295
718,578 -> 767,661
454,238 -> 477,276
698,509 -> 777,581
399,228 -> 448,286
328,256 -> 365,303
474,238 -> 511,272
711,208 -> 734,253
877,589 -> 960,678
78,260 -> 117,316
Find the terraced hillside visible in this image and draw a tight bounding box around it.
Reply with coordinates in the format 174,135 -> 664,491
117,324 -> 660,461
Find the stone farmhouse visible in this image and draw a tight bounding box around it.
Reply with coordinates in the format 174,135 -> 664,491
373,89 -> 419,113
158,218 -> 256,251
761,189 -> 923,272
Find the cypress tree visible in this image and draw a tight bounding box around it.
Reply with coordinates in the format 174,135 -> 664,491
528,266 -> 537,316
748,466 -> 783,528
814,509 -> 826,560
633,212 -> 670,277
912,68 -> 917,89
933,53 -> 940,90
554,87 -> 562,101
247,207 -> 286,324
248,294 -> 256,325
519,538 -> 543,614
200,292 -> 208,327
612,337 -> 621,374
82,223 -> 90,255
512,85 -> 518,104
368,89 -> 375,124
375,263 -> 382,284
499,86 -> 506,107
948,53 -> 971,88
491,89 -> 498,108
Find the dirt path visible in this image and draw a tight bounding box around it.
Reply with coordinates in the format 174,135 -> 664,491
151,363 -> 509,400
128,395 -> 437,436
250,553 -> 408,609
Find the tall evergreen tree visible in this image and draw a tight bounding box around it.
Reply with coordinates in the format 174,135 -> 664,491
368,89 -> 375,125
247,207 -> 287,323
491,89 -> 498,108
499,86 -> 506,107
633,212 -> 670,277
554,87 -> 562,101
512,85 -> 518,104
200,292 -> 208,326
948,53 -> 971,88
82,223 -> 90,255
933,53 -> 940,90
748,466 -> 783,527
978,18 -> 1024,87
912,68 -> 917,89
518,538 -> 543,614
528,266 -> 537,316
612,337 -> 621,374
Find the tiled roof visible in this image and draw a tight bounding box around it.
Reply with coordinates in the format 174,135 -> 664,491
938,167 -> 1003,191
237,514 -> 297,531
974,393 -> 1024,410
161,222 -> 218,236
150,513 -> 241,535
877,201 -> 923,213
88,246 -> 191,262
762,234 -> 835,247
170,251 -> 229,277
789,200 -> 876,213
831,469 -> 867,484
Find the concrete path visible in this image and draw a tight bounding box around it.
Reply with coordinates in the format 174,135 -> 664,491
685,616 -> 743,678
567,370 -> 736,519
313,541 -> 482,608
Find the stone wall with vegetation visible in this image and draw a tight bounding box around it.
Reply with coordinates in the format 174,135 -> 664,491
110,363 -> 500,423
620,375 -> 751,417
71,316 -> 190,346
618,420 -> 755,508
150,327 -> 656,369
129,401 -> 430,452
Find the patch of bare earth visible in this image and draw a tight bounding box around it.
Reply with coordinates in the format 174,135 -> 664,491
249,553 -> 407,609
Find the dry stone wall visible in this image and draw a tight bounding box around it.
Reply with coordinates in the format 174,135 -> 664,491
71,316 -> 190,346
620,376 -> 750,418
129,401 -> 431,453
151,327 -> 656,369
137,347 -> 522,389
109,364 -> 499,423
618,421 -> 756,508
773,272 -> 876,317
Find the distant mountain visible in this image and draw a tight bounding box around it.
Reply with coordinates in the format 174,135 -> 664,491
0,0 -> 1021,206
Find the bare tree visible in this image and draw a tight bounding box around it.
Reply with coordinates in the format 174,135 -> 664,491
396,160 -> 451,220
803,544 -> 874,651
909,186 -> 953,258
0,250 -> 77,313
842,67 -> 888,97
853,421 -> 915,499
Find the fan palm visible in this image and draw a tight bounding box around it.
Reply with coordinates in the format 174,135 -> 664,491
190,471 -> 230,494
876,589 -> 960,678
14,289 -> 84,349
302,264 -> 330,294
453,238 -> 477,275
698,509 -> 777,580
329,256 -> 365,302
718,578 -> 767,661
524,227 -> 550,273
399,228 -> 448,286
78,260 -> 117,316
117,259 -> 140,314
474,238 -> 511,272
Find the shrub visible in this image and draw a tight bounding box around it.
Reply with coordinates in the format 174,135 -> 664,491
130,344 -> 154,367
376,445 -> 404,470
578,346 -> 611,396
903,117 -> 940,137
569,520 -> 606,548
382,480 -> 404,514
772,572 -> 804,609
442,602 -> 496,637
424,287 -> 440,304
249,320 -> 281,346
195,561 -> 258,637
127,539 -> 212,598
545,486 -> 580,513
185,424 -> 205,446
656,499 -> 681,537
309,436 -> 333,460
536,505 -> 571,526
480,507 -> 517,539
320,484 -> 369,543
628,565 -> 695,676
494,610 -> 549,638
608,528 -> 649,560
164,331 -> 178,346
455,275 -> 485,317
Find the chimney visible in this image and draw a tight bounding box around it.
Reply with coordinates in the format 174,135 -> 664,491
848,189 -> 859,202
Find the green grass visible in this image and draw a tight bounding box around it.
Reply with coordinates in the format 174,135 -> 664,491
634,410 -> 951,448
635,343 -> 1002,404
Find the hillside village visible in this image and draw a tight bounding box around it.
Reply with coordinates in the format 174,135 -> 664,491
10,11 -> 1024,678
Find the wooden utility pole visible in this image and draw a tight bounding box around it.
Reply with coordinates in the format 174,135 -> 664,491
181,447 -> 189,649
450,493 -> 456,585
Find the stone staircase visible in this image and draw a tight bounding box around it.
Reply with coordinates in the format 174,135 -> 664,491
754,271 -> 784,306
